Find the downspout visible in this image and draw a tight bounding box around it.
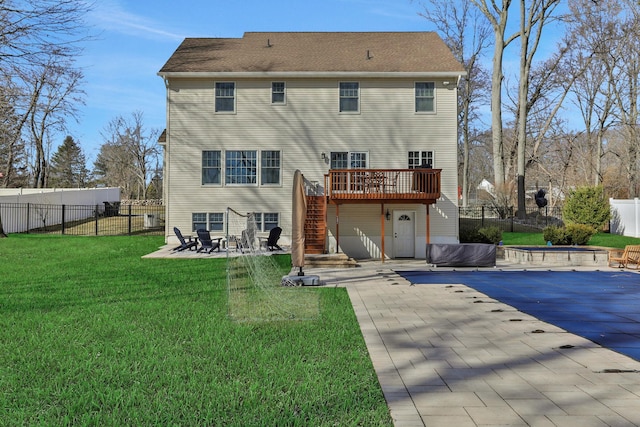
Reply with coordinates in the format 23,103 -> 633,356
162,75 -> 170,243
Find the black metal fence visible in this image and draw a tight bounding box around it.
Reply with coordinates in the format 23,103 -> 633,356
459,205 -> 563,233
0,202 -> 165,236
2,201 -> 561,237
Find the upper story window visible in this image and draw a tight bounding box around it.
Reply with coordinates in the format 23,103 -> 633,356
202,150 -> 221,185
215,82 -> 235,112
339,82 -> 359,113
408,151 -> 434,168
415,82 -> 435,113
271,82 -> 286,104
226,150 -> 257,184
330,151 -> 368,169
261,150 -> 281,185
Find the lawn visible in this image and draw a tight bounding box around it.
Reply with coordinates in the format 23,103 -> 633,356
0,235 -> 392,426
502,231 -> 640,248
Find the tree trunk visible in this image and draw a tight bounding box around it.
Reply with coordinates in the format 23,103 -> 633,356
491,32 -> 506,187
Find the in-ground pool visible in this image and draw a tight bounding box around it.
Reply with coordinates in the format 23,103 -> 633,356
503,246 -> 609,267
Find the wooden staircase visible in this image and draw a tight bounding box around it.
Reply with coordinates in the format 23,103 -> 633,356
305,195 -> 326,254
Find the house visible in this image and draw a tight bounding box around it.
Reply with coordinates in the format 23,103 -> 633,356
158,32 -> 465,260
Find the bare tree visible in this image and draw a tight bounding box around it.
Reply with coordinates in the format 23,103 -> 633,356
470,0 -> 520,187
94,112 -> 160,200
22,55 -> 84,188
415,0 -> 492,207
566,0 -> 621,187
0,0 -> 90,188
514,0 -> 562,217
0,0 -> 89,69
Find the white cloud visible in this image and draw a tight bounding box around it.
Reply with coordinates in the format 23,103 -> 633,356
86,0 -> 184,41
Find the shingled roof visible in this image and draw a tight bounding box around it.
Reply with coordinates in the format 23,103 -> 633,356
158,32 -> 465,75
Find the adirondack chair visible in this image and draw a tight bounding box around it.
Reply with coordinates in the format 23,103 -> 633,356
265,226 -> 283,251
173,227 -> 197,251
196,229 -> 222,253
608,245 -> 640,269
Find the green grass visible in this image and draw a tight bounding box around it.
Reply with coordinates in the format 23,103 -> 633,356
502,232 -> 640,248
0,235 -> 391,426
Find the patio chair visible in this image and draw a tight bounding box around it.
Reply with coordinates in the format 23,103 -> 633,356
266,226 -> 283,251
237,228 -> 256,253
196,229 -> 222,253
608,245 -> 640,269
173,227 -> 197,251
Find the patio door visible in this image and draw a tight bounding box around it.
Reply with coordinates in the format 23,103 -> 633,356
393,210 -> 415,258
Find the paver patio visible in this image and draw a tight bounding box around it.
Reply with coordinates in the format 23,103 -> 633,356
315,261 -> 640,427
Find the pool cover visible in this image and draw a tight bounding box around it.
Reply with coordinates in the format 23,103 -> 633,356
397,270 -> 640,361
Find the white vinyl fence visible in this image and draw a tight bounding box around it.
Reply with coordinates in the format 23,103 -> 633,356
0,188 -> 120,233
610,198 -> 640,238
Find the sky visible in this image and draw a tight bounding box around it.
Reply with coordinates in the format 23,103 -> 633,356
70,0 -> 566,164
69,0 -> 429,163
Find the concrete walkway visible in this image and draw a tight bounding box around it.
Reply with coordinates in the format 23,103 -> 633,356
314,261 -> 640,427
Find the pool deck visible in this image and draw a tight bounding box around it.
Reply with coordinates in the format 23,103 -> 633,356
312,260 -> 640,427
145,245 -> 640,425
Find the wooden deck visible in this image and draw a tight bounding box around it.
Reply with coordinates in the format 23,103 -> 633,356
324,169 -> 441,204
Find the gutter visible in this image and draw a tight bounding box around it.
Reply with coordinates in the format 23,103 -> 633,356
157,70 -> 467,79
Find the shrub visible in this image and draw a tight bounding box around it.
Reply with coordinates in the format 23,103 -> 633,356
565,223 -> 596,245
460,227 -> 482,243
478,226 -> 502,244
543,224 -> 596,245
543,225 -> 570,245
460,226 -> 502,244
562,185 -> 610,229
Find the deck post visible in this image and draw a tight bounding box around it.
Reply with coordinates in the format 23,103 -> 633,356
381,203 -> 385,263
426,203 -> 431,246
335,204 -> 340,253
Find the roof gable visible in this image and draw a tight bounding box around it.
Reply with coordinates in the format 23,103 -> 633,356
159,32 -> 465,75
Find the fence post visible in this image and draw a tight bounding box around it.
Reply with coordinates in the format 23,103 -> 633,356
545,206 -> 548,227
61,205 -> 66,235
510,207 -> 514,232
95,204 -> 99,235
481,206 -> 485,227
128,204 -> 132,235
26,203 -> 30,233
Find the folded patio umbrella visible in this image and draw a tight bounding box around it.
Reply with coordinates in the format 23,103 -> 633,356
291,169 -> 307,275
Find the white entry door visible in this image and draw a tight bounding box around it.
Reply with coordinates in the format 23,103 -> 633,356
393,210 -> 415,258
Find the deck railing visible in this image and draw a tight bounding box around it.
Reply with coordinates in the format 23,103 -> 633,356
324,168 -> 441,202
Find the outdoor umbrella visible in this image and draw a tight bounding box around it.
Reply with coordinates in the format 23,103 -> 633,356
291,169 -> 307,276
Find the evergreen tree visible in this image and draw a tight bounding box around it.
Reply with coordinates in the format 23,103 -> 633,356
48,135 -> 88,188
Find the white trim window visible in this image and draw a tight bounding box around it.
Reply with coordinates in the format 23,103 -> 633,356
215,82 -> 235,112
202,150 -> 222,185
408,151 -> 434,168
225,150 -> 257,184
208,212 -> 224,231
192,212 -> 225,232
254,212 -> 279,231
330,151 -> 368,169
415,82 -> 435,113
339,82 -> 359,113
261,150 -> 281,185
271,82 -> 286,104
192,213 -> 207,231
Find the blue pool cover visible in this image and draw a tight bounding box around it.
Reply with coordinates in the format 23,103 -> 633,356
397,270 -> 640,361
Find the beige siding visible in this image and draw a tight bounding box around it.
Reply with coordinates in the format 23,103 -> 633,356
165,77 -> 459,256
